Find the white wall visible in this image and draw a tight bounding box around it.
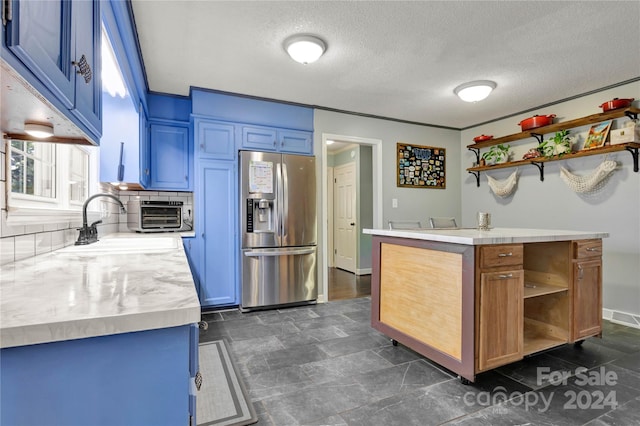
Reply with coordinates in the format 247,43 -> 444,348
461,81 -> 640,317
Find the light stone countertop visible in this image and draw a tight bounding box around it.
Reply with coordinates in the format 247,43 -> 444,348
0,233 -> 201,349
363,227 -> 609,245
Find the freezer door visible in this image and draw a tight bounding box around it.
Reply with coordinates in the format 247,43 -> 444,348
281,154 -> 317,247
241,246 -> 317,310
239,151 -> 280,248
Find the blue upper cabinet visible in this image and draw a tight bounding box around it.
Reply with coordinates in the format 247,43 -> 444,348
4,0 -> 102,141
70,0 -> 102,136
192,90 -> 314,155
149,122 -> 191,190
195,118 -> 236,161
241,125 -> 312,154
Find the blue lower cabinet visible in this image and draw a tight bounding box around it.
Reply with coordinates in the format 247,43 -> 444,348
197,159 -> 238,307
1,325 -> 196,426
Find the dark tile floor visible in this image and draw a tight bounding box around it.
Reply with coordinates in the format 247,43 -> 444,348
200,298 -> 640,426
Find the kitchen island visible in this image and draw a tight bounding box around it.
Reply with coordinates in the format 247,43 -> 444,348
0,233 -> 201,426
364,227 -> 608,383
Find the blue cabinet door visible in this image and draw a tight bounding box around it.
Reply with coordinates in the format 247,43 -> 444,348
70,0 -> 101,136
149,123 -> 190,190
196,119 -> 236,160
242,125 -> 277,151
197,159 -> 237,307
241,125 -> 313,154
5,0 -> 74,108
279,129 -> 313,154
139,105 -> 150,188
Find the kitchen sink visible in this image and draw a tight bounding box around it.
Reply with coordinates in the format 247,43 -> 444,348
57,235 -> 180,254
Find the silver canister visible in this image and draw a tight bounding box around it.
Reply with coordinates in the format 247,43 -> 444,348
477,212 -> 491,230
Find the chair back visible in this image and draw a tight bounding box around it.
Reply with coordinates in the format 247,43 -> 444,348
388,220 -> 422,230
429,217 -> 457,228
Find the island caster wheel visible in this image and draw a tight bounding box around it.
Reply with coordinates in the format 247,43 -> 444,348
391,339 -> 398,346
573,339 -> 585,348
458,376 -> 472,385
198,321 -> 209,331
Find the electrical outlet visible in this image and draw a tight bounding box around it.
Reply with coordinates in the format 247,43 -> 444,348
101,207 -> 110,218
392,198 -> 398,208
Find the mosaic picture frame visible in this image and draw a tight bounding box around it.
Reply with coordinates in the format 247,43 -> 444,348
397,143 -> 446,189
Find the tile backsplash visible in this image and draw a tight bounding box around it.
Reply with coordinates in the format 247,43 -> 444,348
0,172 -> 193,265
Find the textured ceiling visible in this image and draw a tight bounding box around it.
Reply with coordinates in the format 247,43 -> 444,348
131,1 -> 640,129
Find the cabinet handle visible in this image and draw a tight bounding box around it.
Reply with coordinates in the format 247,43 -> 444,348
586,247 -> 600,252
498,273 -> 513,279
578,264 -> 583,280
185,175 -> 188,181
498,252 -> 513,257
72,54 -> 92,84
194,371 -> 203,391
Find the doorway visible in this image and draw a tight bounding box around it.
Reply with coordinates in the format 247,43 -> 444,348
321,134 -> 383,302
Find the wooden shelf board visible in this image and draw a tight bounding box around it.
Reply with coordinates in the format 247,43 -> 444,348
467,142 -> 640,172
467,107 -> 640,149
524,282 -> 568,299
523,331 -> 567,356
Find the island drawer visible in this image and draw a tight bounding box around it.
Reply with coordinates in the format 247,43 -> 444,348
479,244 -> 524,268
573,239 -> 602,259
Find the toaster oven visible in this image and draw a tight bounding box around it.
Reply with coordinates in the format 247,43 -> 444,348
127,200 -> 189,232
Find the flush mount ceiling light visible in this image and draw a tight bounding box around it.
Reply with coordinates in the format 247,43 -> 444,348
284,35 -> 326,64
454,80 -> 497,102
24,121 -> 54,138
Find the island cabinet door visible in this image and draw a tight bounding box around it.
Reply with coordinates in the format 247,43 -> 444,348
477,269 -> 524,371
572,259 -> 602,340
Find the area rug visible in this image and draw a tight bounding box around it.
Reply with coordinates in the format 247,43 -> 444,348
197,340 -> 257,426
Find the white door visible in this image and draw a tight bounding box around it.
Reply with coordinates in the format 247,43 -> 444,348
334,162 -> 357,273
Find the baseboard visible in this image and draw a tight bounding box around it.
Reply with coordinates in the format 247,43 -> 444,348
356,268 -> 372,275
603,308 -> 640,329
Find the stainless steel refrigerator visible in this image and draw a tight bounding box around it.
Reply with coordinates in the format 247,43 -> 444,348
239,150 -> 317,311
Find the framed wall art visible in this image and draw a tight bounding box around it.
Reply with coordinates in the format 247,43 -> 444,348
397,143 -> 446,189
583,120 -> 612,150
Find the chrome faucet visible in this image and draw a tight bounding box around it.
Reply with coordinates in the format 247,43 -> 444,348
75,193 -> 126,245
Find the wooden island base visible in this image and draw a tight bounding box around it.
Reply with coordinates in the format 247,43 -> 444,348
368,231 -> 604,383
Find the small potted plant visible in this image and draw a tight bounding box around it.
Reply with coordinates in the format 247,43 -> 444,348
538,130 -> 573,158
482,144 -> 511,165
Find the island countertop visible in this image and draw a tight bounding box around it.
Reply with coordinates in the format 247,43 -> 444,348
0,233 -> 201,349
363,227 -> 609,245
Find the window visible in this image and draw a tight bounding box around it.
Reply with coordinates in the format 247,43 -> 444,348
10,141 -> 56,199
5,139 -> 95,223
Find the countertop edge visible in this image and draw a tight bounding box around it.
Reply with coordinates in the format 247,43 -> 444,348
0,305 -> 201,349
363,228 -> 610,245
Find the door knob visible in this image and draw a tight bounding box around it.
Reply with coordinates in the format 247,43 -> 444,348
350,222 -> 355,226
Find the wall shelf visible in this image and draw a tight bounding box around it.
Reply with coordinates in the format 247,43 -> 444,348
466,105 -> 640,187
467,107 -> 640,150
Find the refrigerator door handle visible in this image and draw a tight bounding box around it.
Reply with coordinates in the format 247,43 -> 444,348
281,162 -> 288,238
276,162 -> 283,244
244,247 -> 316,257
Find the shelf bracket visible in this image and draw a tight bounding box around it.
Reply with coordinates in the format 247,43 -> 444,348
530,161 -> 545,181
467,146 -> 480,165
625,146 -> 639,172
625,111 -> 638,120
530,133 -> 544,144
468,170 -> 480,187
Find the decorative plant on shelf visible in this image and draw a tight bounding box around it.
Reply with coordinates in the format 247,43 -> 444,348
482,144 -> 511,165
538,130 -> 573,158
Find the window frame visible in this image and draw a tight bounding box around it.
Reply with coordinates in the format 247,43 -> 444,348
5,139 -> 99,225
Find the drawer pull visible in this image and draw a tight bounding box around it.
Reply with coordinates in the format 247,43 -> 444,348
498,273 -> 513,279
586,247 -> 600,252
498,252 -> 513,257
